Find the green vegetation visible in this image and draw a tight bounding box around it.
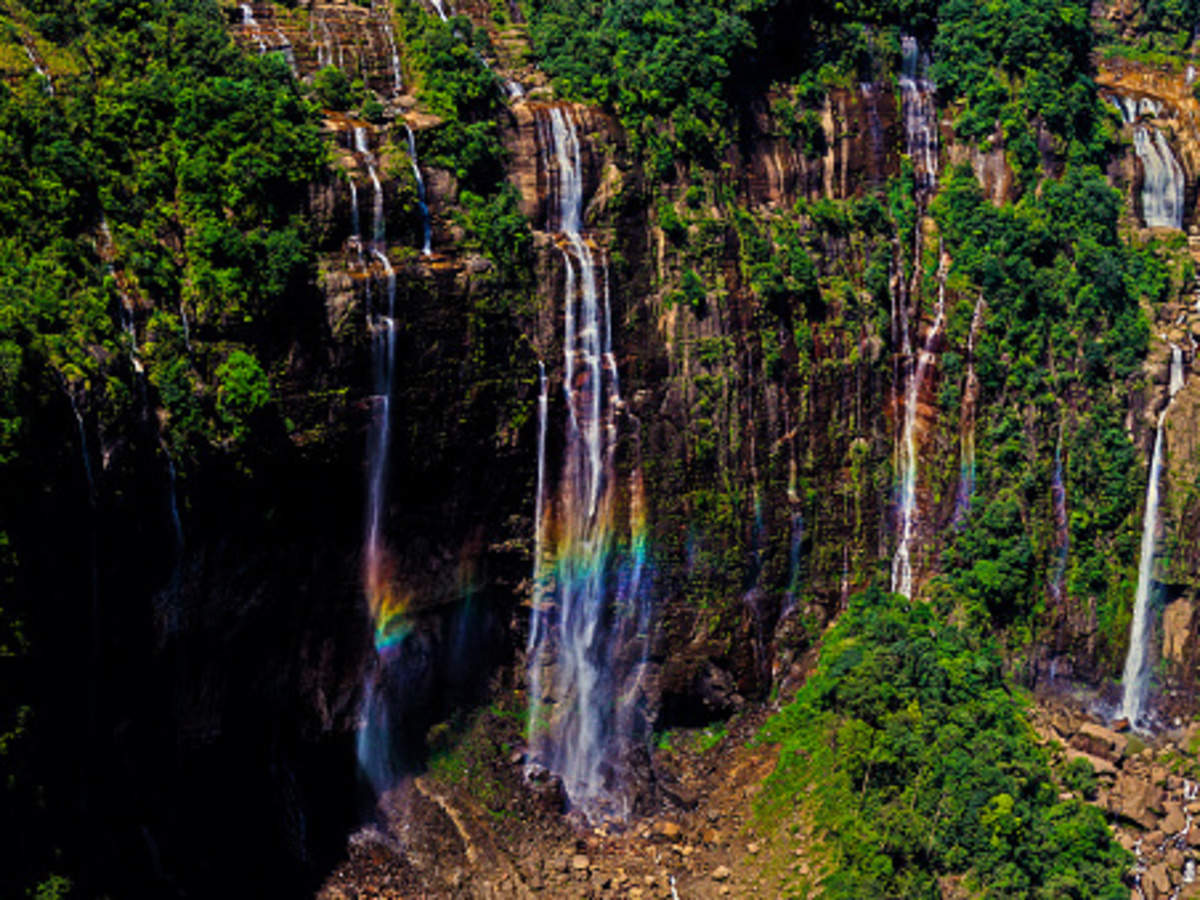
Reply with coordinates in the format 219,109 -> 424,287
759,589 -> 1131,898
932,162 -> 1159,652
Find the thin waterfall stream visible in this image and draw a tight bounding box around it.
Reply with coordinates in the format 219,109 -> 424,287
1120,343 -> 1186,728
403,124 -> 433,256
953,293 -> 985,525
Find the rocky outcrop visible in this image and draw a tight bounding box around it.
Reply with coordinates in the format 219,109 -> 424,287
1034,702 -> 1200,897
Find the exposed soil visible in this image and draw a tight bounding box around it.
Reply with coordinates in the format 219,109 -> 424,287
315,705 -> 824,899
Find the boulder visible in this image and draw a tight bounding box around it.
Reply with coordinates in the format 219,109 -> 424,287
1149,862 -> 1171,895
1164,803 -> 1188,835
1110,773 -> 1164,828
1072,722 -> 1129,761
1065,747 -> 1117,776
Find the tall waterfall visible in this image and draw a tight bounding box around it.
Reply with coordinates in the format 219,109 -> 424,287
525,105 -> 651,823
891,255 -> 944,598
354,123 -> 405,792
899,35 -> 938,195
889,38 -> 940,599
1112,94 -> 1186,230
953,294 -> 985,525
1049,435 -> 1069,605
1120,344 -> 1186,728
402,125 -> 434,257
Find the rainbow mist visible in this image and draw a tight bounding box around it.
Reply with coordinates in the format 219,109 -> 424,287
526,105 -> 652,823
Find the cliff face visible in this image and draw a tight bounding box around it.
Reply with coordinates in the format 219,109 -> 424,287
24,2 -> 1200,895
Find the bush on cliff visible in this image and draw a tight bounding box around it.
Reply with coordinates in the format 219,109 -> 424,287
758,587 -> 1131,898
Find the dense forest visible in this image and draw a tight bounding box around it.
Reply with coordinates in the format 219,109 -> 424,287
2,0 -> 1200,897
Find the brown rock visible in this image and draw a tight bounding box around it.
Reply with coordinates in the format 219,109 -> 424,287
1065,747 -> 1117,775
655,821 -> 682,839
1150,862 -> 1171,894
1111,773 -> 1164,828
1164,803 -> 1188,834
1072,722 -> 1129,761
711,865 -> 732,882
1164,600 -> 1196,663
572,854 -> 591,871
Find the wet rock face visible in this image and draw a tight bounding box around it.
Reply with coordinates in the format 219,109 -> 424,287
737,86 -> 904,208
232,2 -> 404,95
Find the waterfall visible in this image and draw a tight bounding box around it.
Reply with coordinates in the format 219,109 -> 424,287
1050,435 -> 1069,604
526,360 -> 550,757
1120,344 -> 1186,728
860,82 -> 886,184
429,0 -> 450,22
159,438 -> 185,552
240,2 -> 295,74
1111,94 -> 1186,229
316,14 -> 336,69
240,4 -> 268,53
355,122 -> 403,792
781,456 -> 805,618
382,21 -> 403,96
525,105 -> 651,823
402,125 -> 434,256
891,246 -> 945,598
953,294 -> 985,525
889,39 -> 940,599
898,35 -> 938,195
23,45 -> 52,96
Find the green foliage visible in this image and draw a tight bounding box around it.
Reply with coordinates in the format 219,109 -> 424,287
932,162 -> 1153,640
759,589 -> 1131,898
312,65 -> 355,110
399,1 -> 505,193
215,349 -> 271,444
933,0 -> 1102,157
457,184 -> 532,283
30,874 -> 72,900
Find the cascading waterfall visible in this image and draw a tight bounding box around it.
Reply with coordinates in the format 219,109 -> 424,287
526,360 -> 550,755
354,123 -> 405,792
240,2 -> 296,75
159,438 -> 185,553
891,254 -> 944,598
429,0 -> 450,22
315,14 -> 336,69
1120,343 -> 1186,728
890,37 -> 940,599
1049,435 -> 1070,604
382,23 -> 402,95
781,456 -> 805,617
860,82 -> 886,184
23,44 -> 52,95
240,3 -> 268,53
525,105 -> 651,823
899,35 -> 938,195
952,294 -> 985,525
402,125 -> 434,256
1111,94 -> 1186,230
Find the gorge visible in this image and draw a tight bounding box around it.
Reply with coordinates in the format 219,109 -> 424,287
6,1 -> 1200,898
